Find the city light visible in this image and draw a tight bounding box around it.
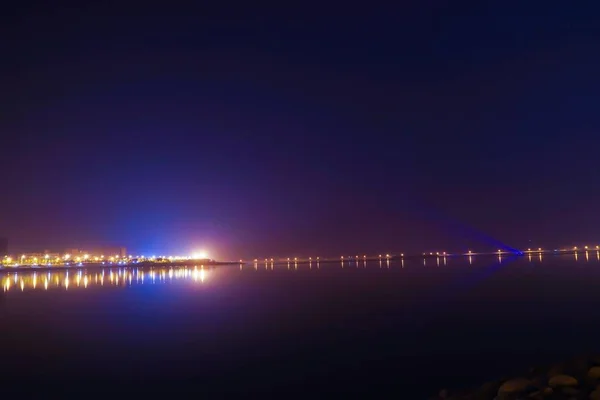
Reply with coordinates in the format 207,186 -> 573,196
191,251 -> 208,260
0,243 -> 598,270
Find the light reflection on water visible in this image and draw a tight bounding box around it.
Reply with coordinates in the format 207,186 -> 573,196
2,265 -> 207,293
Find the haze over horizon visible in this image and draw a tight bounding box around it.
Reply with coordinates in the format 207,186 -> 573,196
2,3 -> 600,259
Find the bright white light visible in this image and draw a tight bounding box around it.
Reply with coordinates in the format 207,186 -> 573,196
192,251 -> 208,259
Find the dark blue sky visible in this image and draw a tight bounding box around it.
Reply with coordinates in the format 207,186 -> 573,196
2,2 -> 600,259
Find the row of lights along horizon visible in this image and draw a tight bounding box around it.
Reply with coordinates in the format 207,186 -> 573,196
1,252 -> 210,267
248,246 -> 599,263
2,246 -> 598,267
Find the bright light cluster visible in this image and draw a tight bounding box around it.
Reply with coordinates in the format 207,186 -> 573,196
1,250 -> 212,267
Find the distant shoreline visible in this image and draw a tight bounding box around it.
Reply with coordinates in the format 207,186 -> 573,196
0,260 -> 239,273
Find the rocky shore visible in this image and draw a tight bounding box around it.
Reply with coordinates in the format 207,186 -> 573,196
432,355 -> 600,400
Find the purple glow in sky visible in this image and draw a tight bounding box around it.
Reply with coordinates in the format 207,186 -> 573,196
1,3 -> 600,259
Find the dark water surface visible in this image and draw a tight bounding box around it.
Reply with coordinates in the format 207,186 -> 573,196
1,254 -> 600,397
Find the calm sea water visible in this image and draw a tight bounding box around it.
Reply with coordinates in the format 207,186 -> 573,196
1,253 -> 600,397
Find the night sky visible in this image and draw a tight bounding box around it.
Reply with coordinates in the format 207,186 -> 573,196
2,2 -> 600,259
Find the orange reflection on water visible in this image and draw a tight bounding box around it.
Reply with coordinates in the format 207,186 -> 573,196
1,265 -> 210,294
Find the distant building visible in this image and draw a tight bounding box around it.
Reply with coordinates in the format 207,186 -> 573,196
0,237 -> 7,257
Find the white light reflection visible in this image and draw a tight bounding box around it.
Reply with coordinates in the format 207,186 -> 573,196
1,265 -> 215,293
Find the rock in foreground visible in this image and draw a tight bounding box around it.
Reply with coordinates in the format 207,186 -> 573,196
433,354 -> 600,400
